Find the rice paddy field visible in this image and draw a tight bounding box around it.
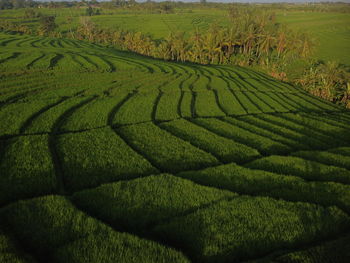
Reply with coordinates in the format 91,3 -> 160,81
0,29 -> 350,262
1,7 -> 349,64
277,11 -> 350,66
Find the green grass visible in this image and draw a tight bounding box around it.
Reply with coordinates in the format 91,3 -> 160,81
0,31 -> 349,262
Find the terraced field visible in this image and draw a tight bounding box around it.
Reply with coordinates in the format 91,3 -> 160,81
0,32 -> 350,263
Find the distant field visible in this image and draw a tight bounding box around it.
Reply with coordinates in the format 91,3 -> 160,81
1,8 -> 348,65
277,11 -> 350,65
91,9 -> 228,39
0,8 -> 229,39
0,32 -> 350,262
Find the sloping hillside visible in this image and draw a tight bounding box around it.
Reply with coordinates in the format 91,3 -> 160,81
0,33 -> 350,263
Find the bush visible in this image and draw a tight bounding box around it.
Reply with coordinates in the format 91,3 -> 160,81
38,16 -> 57,36
24,8 -> 41,19
296,61 -> 350,107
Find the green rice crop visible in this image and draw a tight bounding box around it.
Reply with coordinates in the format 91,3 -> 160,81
112,91 -> 157,125
195,91 -> 226,117
154,196 -> 350,262
72,174 -> 236,230
180,91 -> 193,117
0,135 -> 56,205
0,99 -> 58,137
0,29 -> 349,262
177,163 -> 350,213
274,233 -> 350,263
193,118 -> 291,155
155,90 -> 181,121
56,127 -> 157,192
245,155 -> 350,184
215,88 -> 247,115
117,122 -> 219,172
60,95 -> 130,131
292,150 -> 350,170
1,195 -> 189,263
159,119 -> 260,163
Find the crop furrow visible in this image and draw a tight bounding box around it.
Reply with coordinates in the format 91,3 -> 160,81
272,92 -> 300,111
212,89 -> 229,116
19,98 -> 68,134
107,91 -> 137,127
157,123 -> 224,163
49,53 -> 64,69
0,52 -> 21,64
49,97 -> 97,195
152,89 -> 164,123
29,38 -> 42,47
293,92 -> 330,111
0,37 -> 21,46
15,37 -> 34,47
26,53 -> 46,69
